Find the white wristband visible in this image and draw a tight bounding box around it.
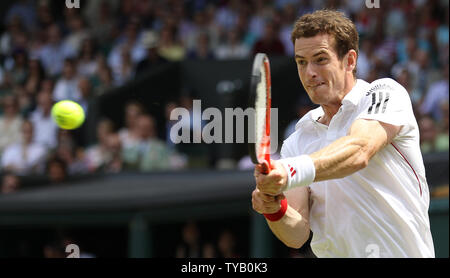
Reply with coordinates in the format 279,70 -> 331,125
279,155 -> 316,191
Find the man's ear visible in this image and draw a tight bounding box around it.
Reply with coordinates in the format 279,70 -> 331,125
344,49 -> 357,73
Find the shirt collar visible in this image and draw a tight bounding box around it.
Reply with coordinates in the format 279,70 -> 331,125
341,79 -> 370,107
294,79 -> 370,131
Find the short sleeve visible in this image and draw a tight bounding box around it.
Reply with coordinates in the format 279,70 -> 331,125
356,78 -> 413,127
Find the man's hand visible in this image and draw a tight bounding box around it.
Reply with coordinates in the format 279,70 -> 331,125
251,187 -> 286,214
254,160 -> 288,196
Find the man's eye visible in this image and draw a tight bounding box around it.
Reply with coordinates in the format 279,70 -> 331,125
297,60 -> 306,66
317,57 -> 327,63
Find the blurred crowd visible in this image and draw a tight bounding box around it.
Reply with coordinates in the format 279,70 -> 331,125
0,0 -> 448,195
174,220 -> 315,258
175,221 -> 242,258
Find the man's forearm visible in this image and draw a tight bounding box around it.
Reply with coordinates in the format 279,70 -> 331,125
309,135 -> 375,182
267,206 -> 310,249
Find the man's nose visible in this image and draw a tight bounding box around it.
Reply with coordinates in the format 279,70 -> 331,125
305,63 -> 317,79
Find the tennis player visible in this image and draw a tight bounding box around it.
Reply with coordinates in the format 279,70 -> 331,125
252,9 -> 435,258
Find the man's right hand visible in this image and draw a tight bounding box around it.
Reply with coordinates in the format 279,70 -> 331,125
251,187 -> 285,215
254,160 -> 288,196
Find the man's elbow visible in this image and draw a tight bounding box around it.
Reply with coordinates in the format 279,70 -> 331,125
352,140 -> 373,170
353,154 -> 370,171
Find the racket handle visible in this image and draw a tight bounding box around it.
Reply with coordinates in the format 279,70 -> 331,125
260,160 -> 271,174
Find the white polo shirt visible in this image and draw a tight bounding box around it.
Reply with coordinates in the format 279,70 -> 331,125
281,78 -> 435,258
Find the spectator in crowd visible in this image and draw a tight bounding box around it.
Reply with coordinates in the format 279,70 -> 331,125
77,37 -> 99,78
157,26 -> 186,62
217,229 -> 240,258
114,46 -> 135,86
118,100 -> 144,152
12,85 -> 33,116
215,28 -> 250,60
356,38 -> 375,81
64,14 -> 89,56
175,221 -> 202,258
6,48 -> 28,86
51,128 -> 89,175
122,114 -> 171,171
29,89 -> 58,150
85,118 -> 116,173
35,0 -> 54,31
91,55 -> 114,96
46,156 -> 68,184
420,63 -> 449,122
104,133 -> 123,173
0,16 -> 25,59
0,95 -> 23,156
1,119 -> 47,175
83,0 -> 118,47
187,32 -> 215,60
213,0 -> 241,34
396,35 -> 418,66
182,9 -> 220,53
4,0 -> 36,33
1,171 -> 21,194
251,21 -> 285,56
38,24 -> 76,77
53,143 -> 88,176
279,3 -> 298,56
418,115 -> 448,154
248,0 -> 274,43
403,49 -> 436,104
23,57 -> 46,96
135,31 -> 168,78
53,58 -> 81,102
393,67 -> 414,102
107,17 -> 146,85
232,8 -> 257,50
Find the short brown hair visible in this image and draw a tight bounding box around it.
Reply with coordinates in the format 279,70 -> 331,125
291,10 -> 359,75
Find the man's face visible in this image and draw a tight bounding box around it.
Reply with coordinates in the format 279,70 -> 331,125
294,34 -> 348,106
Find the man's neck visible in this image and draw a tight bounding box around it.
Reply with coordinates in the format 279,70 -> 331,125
318,77 -> 357,126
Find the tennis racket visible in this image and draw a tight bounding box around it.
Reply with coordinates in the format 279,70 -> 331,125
248,53 -> 272,175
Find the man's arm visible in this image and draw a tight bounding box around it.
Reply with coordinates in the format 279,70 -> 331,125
252,174 -> 311,249
310,119 -> 400,181
256,119 -> 401,195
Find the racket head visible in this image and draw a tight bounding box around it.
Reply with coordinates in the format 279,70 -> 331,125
248,53 -> 272,171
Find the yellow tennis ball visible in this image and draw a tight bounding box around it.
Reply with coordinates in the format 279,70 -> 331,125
51,100 -> 85,130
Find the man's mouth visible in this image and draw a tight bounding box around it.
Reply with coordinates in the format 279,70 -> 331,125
307,81 -> 326,88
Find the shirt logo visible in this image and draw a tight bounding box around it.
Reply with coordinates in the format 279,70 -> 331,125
367,91 -> 390,114
287,164 -> 297,177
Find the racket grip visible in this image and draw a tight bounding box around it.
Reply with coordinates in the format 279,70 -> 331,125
260,160 -> 271,174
